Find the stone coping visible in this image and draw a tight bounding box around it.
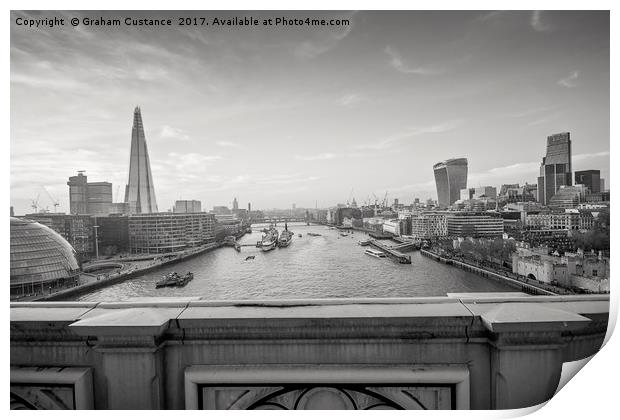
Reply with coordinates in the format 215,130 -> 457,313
10,294 -> 608,339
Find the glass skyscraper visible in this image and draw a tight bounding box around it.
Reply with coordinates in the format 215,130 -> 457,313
433,158 -> 468,208
125,106 -> 158,214
537,132 -> 572,206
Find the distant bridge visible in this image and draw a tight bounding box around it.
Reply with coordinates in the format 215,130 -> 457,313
251,217 -> 310,224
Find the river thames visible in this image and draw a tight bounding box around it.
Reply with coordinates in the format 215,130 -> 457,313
73,223 -> 515,301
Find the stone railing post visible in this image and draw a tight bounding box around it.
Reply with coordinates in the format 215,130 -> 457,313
479,303 -> 591,409
69,305 -> 185,409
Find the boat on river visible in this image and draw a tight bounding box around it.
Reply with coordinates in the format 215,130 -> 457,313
364,249 -> 386,259
155,272 -> 194,288
278,223 -> 293,248
260,225 -> 278,251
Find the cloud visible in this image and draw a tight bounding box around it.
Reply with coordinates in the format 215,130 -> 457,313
477,11 -> 504,22
295,153 -> 338,161
294,14 -> 355,59
337,93 -> 363,107
526,113 -> 563,126
216,140 -> 241,148
356,120 -> 463,150
164,152 -> 222,170
504,105 -> 558,119
468,151 -> 609,187
194,173 -> 321,193
384,45 -> 445,75
573,151 -> 609,162
160,125 -> 190,140
11,73 -> 88,90
558,71 -> 580,88
531,11 -> 554,32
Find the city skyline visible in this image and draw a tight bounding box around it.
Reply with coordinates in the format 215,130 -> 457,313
10,10 -> 610,215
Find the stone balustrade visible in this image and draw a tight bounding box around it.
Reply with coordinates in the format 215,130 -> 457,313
10,293 -> 609,410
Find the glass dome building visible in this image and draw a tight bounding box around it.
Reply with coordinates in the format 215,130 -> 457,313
10,217 -> 80,298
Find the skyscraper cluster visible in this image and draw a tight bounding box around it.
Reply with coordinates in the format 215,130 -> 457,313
432,131 -> 605,209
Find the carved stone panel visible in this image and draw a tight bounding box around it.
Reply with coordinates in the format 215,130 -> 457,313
10,367 -> 94,410
185,365 -> 469,410
199,384 -> 454,409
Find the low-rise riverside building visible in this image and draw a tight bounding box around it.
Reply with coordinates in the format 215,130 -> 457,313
410,211 -> 448,240
512,246 -> 609,292
382,219 -> 402,236
128,212 -> 216,254
446,212 -> 504,238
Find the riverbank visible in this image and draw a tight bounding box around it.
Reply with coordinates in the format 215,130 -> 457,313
33,242 -> 222,301
420,249 -> 558,296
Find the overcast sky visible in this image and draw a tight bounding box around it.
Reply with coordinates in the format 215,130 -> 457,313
10,10 -> 609,214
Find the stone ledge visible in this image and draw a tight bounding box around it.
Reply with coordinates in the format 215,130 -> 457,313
9,295 -> 610,341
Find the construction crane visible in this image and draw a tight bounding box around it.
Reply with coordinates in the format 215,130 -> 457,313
41,186 -> 60,213
31,193 -> 40,213
382,191 -> 389,208
371,193 -> 379,216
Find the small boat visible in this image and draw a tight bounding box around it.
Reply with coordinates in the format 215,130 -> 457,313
365,249 -> 387,258
175,272 -> 194,287
298,234 -> 302,238
156,272 -> 193,288
340,232 -> 349,237
307,232 -> 321,237
358,240 -> 371,246
245,255 -> 255,261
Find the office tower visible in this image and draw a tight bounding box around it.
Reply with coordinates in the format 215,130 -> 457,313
460,188 -> 475,201
174,200 -> 202,213
537,132 -> 572,206
67,171 -> 113,215
433,158 -> 468,208
474,186 -> 497,199
232,197 -> 239,211
575,170 -> 601,193
600,178 -> 605,192
67,171 -> 89,214
125,106 -> 158,214
248,202 -> 251,212
87,182 -> 113,215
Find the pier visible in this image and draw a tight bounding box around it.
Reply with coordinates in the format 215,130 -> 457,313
368,240 -> 412,264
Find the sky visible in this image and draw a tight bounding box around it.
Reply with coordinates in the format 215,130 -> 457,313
10,10 -> 610,214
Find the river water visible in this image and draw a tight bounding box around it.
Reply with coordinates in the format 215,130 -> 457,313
73,223 -> 514,301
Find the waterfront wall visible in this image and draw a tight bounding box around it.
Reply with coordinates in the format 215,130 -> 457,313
10,295 -> 608,410
36,242 -> 221,301
420,249 -> 556,296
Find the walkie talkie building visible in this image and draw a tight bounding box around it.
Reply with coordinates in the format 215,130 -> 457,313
433,158 -> 468,208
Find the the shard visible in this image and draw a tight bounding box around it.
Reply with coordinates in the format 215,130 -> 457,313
124,106 -> 158,214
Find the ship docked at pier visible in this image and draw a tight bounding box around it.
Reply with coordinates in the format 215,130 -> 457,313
260,226 -> 278,251
278,223 -> 293,248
